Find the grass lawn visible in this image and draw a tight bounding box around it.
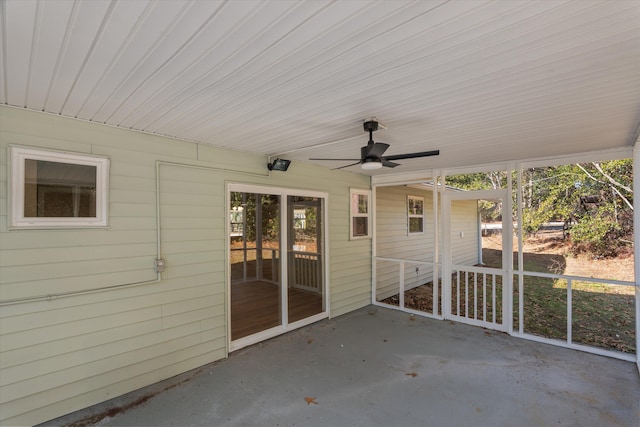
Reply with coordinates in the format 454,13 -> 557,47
483,234 -> 635,354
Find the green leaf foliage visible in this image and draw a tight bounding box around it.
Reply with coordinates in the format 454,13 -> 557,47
522,160 -> 633,258
448,159 -> 633,257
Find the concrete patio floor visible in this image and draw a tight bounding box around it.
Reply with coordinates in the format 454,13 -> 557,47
41,306 -> 639,427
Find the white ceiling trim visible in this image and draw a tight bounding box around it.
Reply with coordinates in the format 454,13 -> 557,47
1,0 -> 638,176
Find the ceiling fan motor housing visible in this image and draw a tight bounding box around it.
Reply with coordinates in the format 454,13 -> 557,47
363,120 -> 379,132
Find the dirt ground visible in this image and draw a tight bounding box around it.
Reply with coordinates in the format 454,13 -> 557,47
484,231 -> 635,285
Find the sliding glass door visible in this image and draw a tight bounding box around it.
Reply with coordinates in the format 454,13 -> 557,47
228,185 -> 327,350
287,196 -> 325,323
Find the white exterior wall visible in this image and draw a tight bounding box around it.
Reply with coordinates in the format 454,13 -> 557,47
0,106 -> 371,426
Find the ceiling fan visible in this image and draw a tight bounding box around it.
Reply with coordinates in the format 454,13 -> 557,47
310,120 -> 439,170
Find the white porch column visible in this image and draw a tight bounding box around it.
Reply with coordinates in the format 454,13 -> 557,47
634,143 -> 640,373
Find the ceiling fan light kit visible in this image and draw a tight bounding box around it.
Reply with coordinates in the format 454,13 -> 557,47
361,158 -> 383,170
309,119 -> 439,171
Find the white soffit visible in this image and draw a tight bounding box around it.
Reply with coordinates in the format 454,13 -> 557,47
1,0 -> 639,175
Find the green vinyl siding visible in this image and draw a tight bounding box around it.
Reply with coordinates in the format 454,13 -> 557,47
0,106 -> 371,426
375,186 -> 437,299
374,186 -> 478,300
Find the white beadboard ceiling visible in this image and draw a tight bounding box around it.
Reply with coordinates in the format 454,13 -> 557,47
1,0 -> 639,175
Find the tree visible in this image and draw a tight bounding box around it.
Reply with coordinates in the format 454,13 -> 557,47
446,171 -> 511,222
522,160 -> 632,257
447,160 -> 633,257
230,192 -> 280,243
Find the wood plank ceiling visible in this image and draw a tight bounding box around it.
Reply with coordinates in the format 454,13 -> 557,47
1,0 -> 639,175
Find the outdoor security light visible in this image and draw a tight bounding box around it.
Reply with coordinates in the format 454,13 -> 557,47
268,158 -> 291,171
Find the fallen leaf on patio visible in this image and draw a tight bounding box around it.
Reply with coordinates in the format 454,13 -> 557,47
406,372 -> 418,377
307,339 -> 313,344
305,397 -> 318,405
484,331 -> 492,336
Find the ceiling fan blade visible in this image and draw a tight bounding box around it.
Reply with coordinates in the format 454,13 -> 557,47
382,160 -> 400,168
332,161 -> 362,170
309,158 -> 361,161
384,149 -> 440,161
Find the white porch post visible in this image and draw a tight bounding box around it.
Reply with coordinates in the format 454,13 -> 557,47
441,173 -> 451,320
634,143 -> 640,373
433,172 -> 441,317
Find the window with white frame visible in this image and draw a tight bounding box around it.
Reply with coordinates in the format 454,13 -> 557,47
350,188 -> 370,239
10,146 -> 109,228
293,208 -> 306,229
408,195 -> 424,234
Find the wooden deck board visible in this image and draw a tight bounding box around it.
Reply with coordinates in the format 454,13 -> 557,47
231,281 -> 323,340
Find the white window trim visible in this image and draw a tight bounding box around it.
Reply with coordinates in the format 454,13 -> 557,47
350,188 -> 371,239
9,146 -> 110,228
408,195 -> 425,235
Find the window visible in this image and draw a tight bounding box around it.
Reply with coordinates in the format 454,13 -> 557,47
408,195 -> 424,234
350,188 -> 370,239
10,146 -> 109,228
229,205 -> 244,236
293,208 -> 306,229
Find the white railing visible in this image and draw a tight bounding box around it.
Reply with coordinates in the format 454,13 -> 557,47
450,264 -> 504,330
513,271 -> 636,362
374,257 -> 637,361
230,248 -> 322,293
290,251 -> 322,293
230,247 -> 279,284
374,257 -> 441,318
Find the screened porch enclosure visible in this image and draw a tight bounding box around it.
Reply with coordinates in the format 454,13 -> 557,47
373,159 -> 638,363
229,190 -> 325,343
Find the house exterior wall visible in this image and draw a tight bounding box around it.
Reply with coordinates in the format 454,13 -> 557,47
0,106 -> 371,426
449,199 -> 480,266
375,186 -> 478,300
375,186 -> 435,299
